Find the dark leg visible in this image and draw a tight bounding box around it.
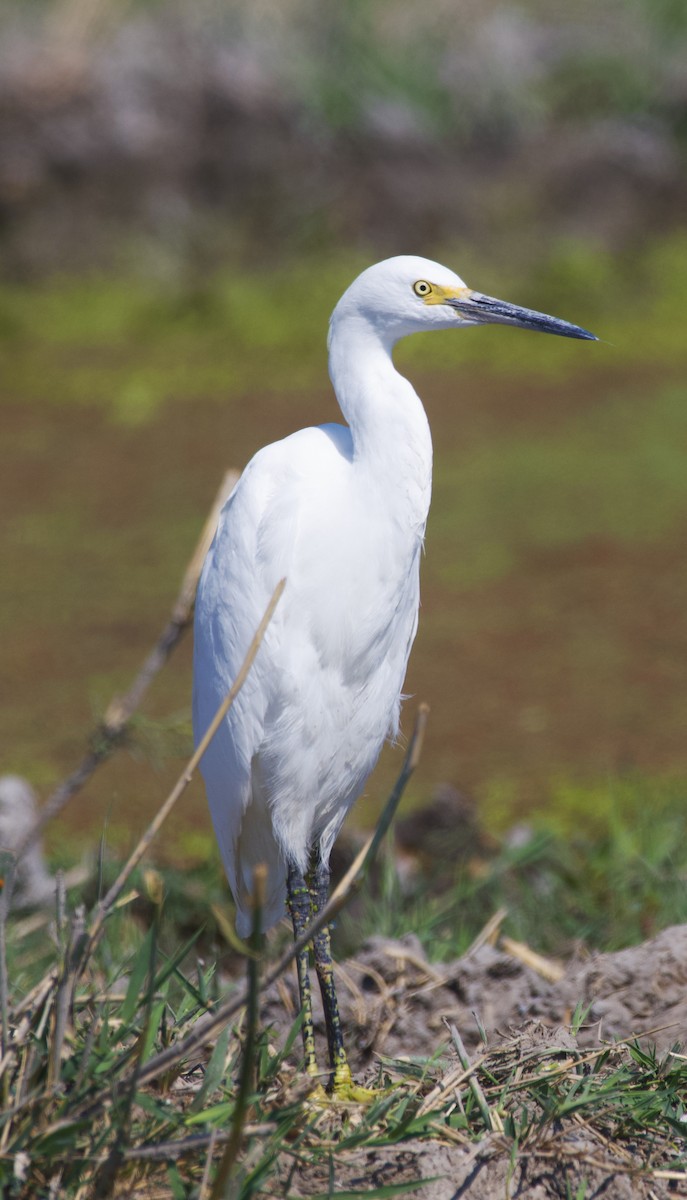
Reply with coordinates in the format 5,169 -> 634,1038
309,857 -> 351,1092
286,862 -> 318,1078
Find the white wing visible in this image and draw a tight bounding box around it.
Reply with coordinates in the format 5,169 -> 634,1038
193,424 -> 351,931
193,420 -> 427,934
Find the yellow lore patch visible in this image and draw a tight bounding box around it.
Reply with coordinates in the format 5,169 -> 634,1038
422,283 -> 473,305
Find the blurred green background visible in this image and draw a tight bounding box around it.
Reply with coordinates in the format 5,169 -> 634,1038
2,0 -> 687,861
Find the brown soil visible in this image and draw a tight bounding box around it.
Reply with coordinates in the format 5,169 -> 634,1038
263,926 -> 687,1198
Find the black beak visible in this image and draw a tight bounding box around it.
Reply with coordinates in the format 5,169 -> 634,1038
446,291 -> 597,341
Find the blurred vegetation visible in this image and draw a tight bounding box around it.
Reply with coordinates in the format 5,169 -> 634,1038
1,0 -> 686,273
2,232 -> 687,422
431,378 -> 687,588
343,773 -> 687,962
13,768 -> 687,976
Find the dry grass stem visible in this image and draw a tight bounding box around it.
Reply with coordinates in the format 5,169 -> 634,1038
85,576 -> 285,954
121,1126 -> 273,1163
209,865 -> 267,1200
447,1023 -> 497,1131
49,906 -> 86,1087
8,469 -> 238,879
500,936 -> 565,983
464,907 -> 508,957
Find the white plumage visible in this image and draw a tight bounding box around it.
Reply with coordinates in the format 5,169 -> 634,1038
192,255 -> 596,938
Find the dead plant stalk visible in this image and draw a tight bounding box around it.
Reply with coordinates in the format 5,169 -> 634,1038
85,576 -> 286,956
12,468 -> 237,873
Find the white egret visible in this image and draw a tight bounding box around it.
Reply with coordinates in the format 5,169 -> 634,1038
193,256 -> 596,1094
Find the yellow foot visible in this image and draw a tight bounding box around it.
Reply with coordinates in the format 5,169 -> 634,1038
304,1080 -> 330,1107
331,1061 -> 381,1104
303,1062 -> 396,1105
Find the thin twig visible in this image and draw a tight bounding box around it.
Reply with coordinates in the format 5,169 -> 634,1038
11,469 -> 237,874
92,889 -> 162,1200
351,701 -> 429,875
114,703 -> 429,1094
464,907 -> 508,958
210,864 -> 266,1200
417,1047 -> 495,1118
84,578 -> 285,957
500,936 -> 565,983
0,857 -> 17,1066
121,1126 -> 275,1163
71,1002 -> 103,1097
198,1129 -> 219,1200
50,906 -> 87,1087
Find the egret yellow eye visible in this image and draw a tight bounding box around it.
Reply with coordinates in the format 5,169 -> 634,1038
413,280 -> 432,298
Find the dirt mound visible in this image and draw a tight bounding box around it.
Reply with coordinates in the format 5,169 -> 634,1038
264,925 -> 687,1198
286,1125 -> 658,1200
265,924 -> 687,1069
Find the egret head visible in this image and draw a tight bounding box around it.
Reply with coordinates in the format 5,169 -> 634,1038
330,255 -> 597,347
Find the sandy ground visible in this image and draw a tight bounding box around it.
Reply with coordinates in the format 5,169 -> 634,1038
263,925 -> 687,1198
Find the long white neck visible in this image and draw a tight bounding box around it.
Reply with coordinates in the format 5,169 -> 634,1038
327,313 -> 433,506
